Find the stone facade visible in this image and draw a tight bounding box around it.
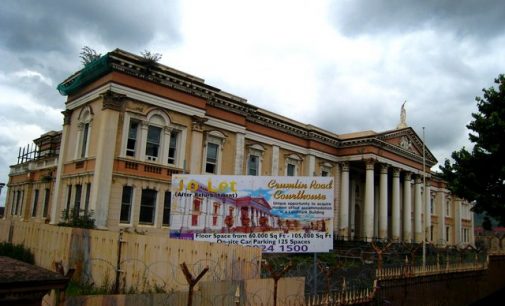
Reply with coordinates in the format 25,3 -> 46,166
3,49 -> 474,245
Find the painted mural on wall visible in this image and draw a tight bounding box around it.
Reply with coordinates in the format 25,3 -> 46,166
170,175 -> 334,253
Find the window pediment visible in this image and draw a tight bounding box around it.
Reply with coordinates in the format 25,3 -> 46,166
247,143 -> 265,157
319,162 -> 333,169
285,153 -> 303,162
205,130 -> 227,146
78,105 -> 93,122
146,109 -> 171,126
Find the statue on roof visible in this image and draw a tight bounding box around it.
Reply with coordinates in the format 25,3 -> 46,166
397,100 -> 408,129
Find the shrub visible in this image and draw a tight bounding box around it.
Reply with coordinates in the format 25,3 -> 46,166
0,242 -> 35,264
58,208 -> 96,229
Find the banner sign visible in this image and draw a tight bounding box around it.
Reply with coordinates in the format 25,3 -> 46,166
169,175 -> 334,253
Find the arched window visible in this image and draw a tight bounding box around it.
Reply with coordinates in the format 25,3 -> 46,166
123,109 -> 186,167
145,113 -> 167,162
76,106 -> 93,159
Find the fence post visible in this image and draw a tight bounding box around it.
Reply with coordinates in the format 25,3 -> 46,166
313,253 -> 317,295
262,260 -> 293,306
8,221 -> 14,243
114,230 -> 124,294
180,262 -> 209,306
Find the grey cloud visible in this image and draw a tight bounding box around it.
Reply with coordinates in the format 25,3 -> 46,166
331,0 -> 505,39
0,0 -> 181,91
0,0 -> 181,53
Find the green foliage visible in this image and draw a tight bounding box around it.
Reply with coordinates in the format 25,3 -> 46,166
65,280 -> 112,296
0,242 -> 35,264
80,46 -> 101,66
141,50 -> 162,67
58,208 -> 96,229
441,74 -> 505,225
482,216 -> 493,231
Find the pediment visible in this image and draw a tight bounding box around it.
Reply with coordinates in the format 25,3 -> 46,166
385,133 -> 421,155
377,128 -> 437,165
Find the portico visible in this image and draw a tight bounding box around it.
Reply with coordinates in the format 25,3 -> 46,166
336,127 -> 438,243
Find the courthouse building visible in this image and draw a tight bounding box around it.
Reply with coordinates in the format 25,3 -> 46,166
4,49 -> 474,246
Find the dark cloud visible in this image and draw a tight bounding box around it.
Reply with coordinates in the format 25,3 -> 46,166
0,0 -> 181,88
331,0 -> 505,39
0,0 -> 182,202
0,0 -> 181,53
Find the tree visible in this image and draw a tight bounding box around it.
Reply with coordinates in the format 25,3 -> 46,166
482,216 -> 493,231
441,74 -> 505,225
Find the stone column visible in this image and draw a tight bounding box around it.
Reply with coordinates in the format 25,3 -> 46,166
189,116 -> 207,174
350,180 -> 356,239
234,132 -> 245,175
339,162 -> 350,239
271,145 -> 279,175
379,164 -> 389,239
439,192 -> 446,245
414,176 -> 423,243
139,121 -> 148,161
364,159 -> 375,241
305,154 -> 316,176
455,199 -> 462,245
90,91 -> 125,228
470,202 -> 475,246
391,168 -> 401,240
424,181 -> 432,242
50,109 -> 73,224
161,126 -> 172,165
403,172 -> 412,242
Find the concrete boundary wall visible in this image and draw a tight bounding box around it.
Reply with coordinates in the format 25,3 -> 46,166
0,220 -> 262,292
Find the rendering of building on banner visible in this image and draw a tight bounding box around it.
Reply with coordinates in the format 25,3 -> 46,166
170,175 -> 334,252
3,49 -> 475,249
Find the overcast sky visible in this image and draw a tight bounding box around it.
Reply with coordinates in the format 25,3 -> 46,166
1,0 -> 504,205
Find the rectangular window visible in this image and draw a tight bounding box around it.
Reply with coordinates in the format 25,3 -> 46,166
192,198 -> 201,226
31,189 -> 39,217
16,191 -> 23,215
120,186 -> 133,223
287,163 -> 296,176
11,191 -> 18,215
430,225 -> 434,241
139,189 -> 157,224
81,123 -> 89,158
84,183 -> 91,212
42,188 -> 50,218
14,190 -> 21,215
205,143 -> 219,174
162,191 -> 171,226
126,121 -> 139,157
446,226 -> 450,242
321,170 -> 329,177
247,155 -> 258,176
167,131 -> 178,164
66,185 -> 72,212
430,198 -> 434,214
146,126 -> 162,160
446,201 -> 450,217
74,184 -> 82,213
212,203 -> 220,226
